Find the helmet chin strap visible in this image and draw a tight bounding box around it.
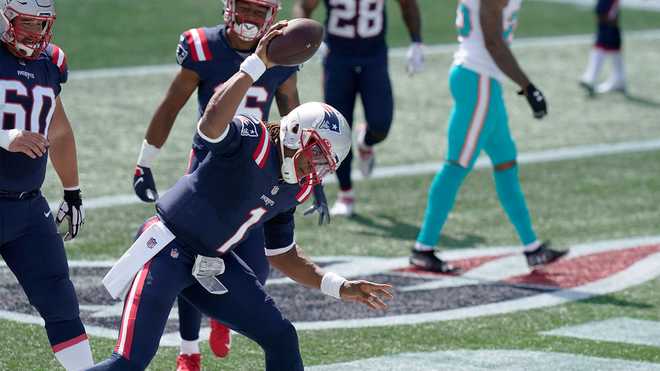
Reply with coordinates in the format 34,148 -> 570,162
281,156 -> 298,184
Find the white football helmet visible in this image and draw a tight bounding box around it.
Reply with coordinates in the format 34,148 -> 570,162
1,0 -> 55,59
279,102 -> 351,185
223,0 -> 279,42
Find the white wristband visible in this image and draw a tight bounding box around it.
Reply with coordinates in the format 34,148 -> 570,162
0,129 -> 20,150
240,54 -> 266,82
136,139 -> 160,168
321,272 -> 346,300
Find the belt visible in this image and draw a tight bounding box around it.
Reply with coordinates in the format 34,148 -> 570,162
0,189 -> 40,200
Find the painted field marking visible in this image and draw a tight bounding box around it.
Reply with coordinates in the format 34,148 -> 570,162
68,29 -> 660,80
306,349 -> 660,371
542,317 -> 660,347
50,138 -> 660,210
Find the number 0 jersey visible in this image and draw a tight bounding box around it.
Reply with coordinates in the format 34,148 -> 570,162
0,44 -> 68,192
453,0 -> 521,81
323,0 -> 388,58
156,116 -> 313,258
177,24 -> 298,121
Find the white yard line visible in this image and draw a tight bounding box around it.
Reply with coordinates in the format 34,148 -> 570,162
68,29 -> 660,80
57,138 -> 660,211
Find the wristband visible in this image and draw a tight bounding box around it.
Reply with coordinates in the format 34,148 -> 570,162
240,54 -> 266,82
320,272 -> 346,299
137,139 -> 160,168
0,129 -> 20,150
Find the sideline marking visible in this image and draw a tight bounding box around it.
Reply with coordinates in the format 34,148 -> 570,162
542,317 -> 660,347
68,29 -> 660,80
306,349 -> 660,371
50,138 -> 660,210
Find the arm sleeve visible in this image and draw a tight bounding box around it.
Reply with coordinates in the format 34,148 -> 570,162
264,208 -> 296,256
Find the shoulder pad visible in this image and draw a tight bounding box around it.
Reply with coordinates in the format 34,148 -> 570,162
180,28 -> 213,63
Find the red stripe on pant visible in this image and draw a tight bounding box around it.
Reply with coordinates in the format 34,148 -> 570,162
114,261 -> 152,360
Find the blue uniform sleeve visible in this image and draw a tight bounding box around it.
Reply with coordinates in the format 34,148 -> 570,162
177,28 -> 214,78
263,208 -> 296,256
194,118 -> 242,155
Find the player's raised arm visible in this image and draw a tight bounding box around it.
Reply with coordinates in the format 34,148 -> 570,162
292,0 -> 319,18
268,245 -> 394,310
198,22 -> 286,140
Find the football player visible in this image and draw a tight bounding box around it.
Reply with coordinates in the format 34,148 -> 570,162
0,0 -> 92,369
293,0 -> 424,216
409,0 -> 569,273
90,23 -> 393,371
580,0 -> 625,95
131,1 -> 330,369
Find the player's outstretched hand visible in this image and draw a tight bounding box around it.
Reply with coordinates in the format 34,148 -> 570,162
7,130 -> 49,159
304,184 -> 331,226
340,280 -> 394,310
519,83 -> 548,119
133,165 -> 158,202
406,42 -> 424,75
56,188 -> 85,241
255,20 -> 288,69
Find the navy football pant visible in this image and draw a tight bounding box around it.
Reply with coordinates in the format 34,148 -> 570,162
324,53 -> 394,191
178,228 -> 269,341
0,196 -> 87,351
177,145 -> 271,341
90,238 -> 302,371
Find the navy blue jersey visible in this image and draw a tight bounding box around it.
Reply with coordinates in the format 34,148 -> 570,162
323,0 -> 388,58
156,116 -> 313,257
177,25 -> 298,121
0,44 -> 68,192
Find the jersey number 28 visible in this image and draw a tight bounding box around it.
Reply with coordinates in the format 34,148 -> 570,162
328,0 -> 384,39
0,80 -> 56,135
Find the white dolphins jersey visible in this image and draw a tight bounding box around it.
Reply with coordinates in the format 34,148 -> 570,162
453,0 -> 522,81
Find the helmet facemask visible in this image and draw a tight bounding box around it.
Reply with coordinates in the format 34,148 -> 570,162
1,6 -> 54,60
280,127 -> 338,186
223,0 -> 279,42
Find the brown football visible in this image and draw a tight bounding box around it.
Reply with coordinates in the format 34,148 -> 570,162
267,18 -> 324,66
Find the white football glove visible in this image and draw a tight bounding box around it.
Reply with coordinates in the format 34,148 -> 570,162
56,188 -> 85,241
406,42 -> 425,75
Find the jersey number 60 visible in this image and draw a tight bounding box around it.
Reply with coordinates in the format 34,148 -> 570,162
0,80 -> 56,136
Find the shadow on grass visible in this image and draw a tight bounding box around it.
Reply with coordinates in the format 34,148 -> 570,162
578,294 -> 655,309
625,93 -> 660,108
350,213 -> 486,248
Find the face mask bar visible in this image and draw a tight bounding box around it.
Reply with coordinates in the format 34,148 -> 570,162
292,130 -> 337,186
2,11 -> 54,59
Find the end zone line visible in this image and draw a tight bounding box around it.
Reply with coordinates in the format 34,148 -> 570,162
60,138 -> 660,211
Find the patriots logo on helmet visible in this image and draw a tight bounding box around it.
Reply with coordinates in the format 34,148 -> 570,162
318,104 -> 341,134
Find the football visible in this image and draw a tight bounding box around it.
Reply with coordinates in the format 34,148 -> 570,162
267,18 -> 324,66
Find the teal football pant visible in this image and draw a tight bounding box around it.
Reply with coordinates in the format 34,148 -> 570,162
416,65 -> 537,248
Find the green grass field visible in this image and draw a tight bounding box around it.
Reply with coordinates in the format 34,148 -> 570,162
2,1 -> 660,370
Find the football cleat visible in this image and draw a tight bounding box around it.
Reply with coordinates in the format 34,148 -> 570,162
578,80 -> 595,97
409,249 -> 461,273
329,192 -> 354,217
595,80 -> 626,95
209,319 -> 232,358
356,123 -> 375,178
524,241 -> 569,268
176,353 -> 201,371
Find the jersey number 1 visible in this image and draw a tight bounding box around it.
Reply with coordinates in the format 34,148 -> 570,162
0,80 -> 56,135
216,207 -> 268,254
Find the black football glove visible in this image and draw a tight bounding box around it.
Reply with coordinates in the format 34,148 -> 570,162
133,165 -> 158,202
56,189 -> 85,241
304,184 -> 331,226
519,83 -> 547,119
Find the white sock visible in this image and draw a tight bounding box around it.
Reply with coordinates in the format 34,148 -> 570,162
414,242 -> 435,252
53,336 -> 94,371
338,189 -> 354,200
524,240 -> 542,252
610,51 -> 625,85
581,48 -> 607,84
180,338 -> 200,355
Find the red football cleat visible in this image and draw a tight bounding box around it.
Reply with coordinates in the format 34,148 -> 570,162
176,353 -> 201,371
209,319 -> 232,358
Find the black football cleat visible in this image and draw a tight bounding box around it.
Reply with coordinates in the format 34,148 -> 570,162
409,249 -> 461,274
524,241 -> 569,268
579,80 -> 595,97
